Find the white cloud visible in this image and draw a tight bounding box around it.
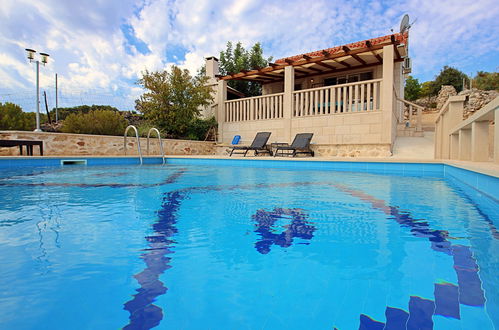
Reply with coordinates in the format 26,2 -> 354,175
0,0 -> 497,111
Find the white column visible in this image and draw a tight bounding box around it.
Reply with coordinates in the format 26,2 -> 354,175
283,65 -> 295,142
458,129 -> 471,161
434,119 -> 441,159
450,133 -> 459,159
471,121 -> 489,161
381,44 -> 394,145
217,80 -> 227,143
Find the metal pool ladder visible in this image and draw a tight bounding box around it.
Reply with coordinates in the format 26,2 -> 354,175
147,128 -> 165,164
124,125 -> 143,165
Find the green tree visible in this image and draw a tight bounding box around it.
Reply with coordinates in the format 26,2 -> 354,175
431,66 -> 468,94
0,102 -> 36,130
61,110 -> 127,135
135,65 -> 213,138
420,81 -> 437,98
404,76 -> 421,101
219,41 -> 272,96
473,71 -> 499,91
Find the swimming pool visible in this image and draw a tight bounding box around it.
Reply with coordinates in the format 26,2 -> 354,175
0,159 -> 497,329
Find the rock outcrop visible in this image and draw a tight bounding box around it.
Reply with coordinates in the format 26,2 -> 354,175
458,88 -> 499,119
436,85 -> 457,110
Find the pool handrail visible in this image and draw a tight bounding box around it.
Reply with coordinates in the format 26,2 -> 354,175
146,127 -> 165,164
124,125 -> 143,165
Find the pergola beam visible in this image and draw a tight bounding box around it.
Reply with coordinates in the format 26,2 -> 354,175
221,42 -> 387,80
264,58 -> 404,84
314,61 -> 337,70
332,59 -> 351,68
295,62 -> 381,80
390,35 -> 401,59
294,67 -> 309,75
365,40 -> 383,63
303,66 -> 323,73
343,45 -> 366,65
220,34 -> 409,82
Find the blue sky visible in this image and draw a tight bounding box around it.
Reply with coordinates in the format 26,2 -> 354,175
0,0 -> 497,112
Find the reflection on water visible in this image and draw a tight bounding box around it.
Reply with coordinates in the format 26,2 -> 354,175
252,208 -> 315,254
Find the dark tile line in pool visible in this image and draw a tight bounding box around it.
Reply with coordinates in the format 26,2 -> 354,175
122,170 -> 187,329
122,179 -> 488,329
123,190 -> 184,330
123,181 -> 323,329
332,184 -> 486,328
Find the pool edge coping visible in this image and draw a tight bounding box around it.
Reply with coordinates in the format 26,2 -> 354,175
0,155 -> 497,178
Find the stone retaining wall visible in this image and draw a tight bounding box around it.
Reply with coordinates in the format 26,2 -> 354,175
0,131 -> 216,156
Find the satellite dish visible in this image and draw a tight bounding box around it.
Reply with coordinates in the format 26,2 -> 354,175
400,14 -> 410,33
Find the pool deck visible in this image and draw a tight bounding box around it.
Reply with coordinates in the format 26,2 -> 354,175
2,155 -> 498,178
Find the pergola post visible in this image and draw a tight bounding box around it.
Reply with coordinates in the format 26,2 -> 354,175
283,65 -> 295,142
381,44 -> 394,146
217,80 -> 227,143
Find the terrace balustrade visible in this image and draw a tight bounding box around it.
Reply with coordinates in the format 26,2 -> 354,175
223,79 -> 382,122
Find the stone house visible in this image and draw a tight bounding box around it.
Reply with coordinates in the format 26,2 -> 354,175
205,32 -> 412,157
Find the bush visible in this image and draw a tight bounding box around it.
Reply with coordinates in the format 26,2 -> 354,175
184,116 -> 217,140
61,110 -> 128,136
136,122 -> 161,138
51,105 -> 120,121
0,102 -> 36,130
473,71 -> 499,91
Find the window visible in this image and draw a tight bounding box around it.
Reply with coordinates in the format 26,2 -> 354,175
347,75 -> 359,83
324,77 -> 337,86
360,72 -> 373,81
323,71 -> 373,86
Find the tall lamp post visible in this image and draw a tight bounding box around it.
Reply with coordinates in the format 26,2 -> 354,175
25,49 -> 50,132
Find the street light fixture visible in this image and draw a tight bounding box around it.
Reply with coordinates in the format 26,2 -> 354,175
25,48 -> 50,132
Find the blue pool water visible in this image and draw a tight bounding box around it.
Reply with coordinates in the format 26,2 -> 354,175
0,162 -> 497,329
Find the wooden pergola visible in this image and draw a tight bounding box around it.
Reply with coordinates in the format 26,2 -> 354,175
219,32 -> 408,84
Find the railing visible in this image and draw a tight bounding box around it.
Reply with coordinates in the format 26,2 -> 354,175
224,93 -> 284,122
435,95 -> 498,162
146,127 -> 165,165
397,98 -> 424,131
124,125 -> 143,165
293,79 -> 382,117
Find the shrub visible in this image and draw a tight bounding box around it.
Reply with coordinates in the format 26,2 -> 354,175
136,122 -> 162,138
473,71 -> 499,91
184,116 -> 217,140
51,105 -> 120,121
0,102 -> 36,130
61,110 -> 128,136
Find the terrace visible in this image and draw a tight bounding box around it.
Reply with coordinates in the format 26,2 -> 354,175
207,32 -> 412,157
